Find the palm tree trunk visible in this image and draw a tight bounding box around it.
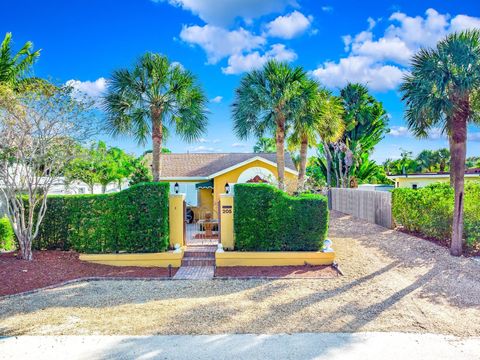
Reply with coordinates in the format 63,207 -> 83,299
448,135 -> 455,186
151,107 -> 163,182
449,98 -> 468,256
275,114 -> 286,191
297,133 -> 308,192
323,142 -> 333,187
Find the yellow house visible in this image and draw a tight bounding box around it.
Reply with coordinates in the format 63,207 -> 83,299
153,153 -> 298,219
388,168 -> 480,189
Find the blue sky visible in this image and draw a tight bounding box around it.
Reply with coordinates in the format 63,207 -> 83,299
2,0 -> 480,163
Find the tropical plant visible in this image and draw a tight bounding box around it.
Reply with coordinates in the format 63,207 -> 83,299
0,33 -> 41,90
314,83 -> 389,188
288,84 -> 344,191
400,30 -> 480,256
232,60 -> 308,190
253,137 -> 276,153
103,53 -> 208,181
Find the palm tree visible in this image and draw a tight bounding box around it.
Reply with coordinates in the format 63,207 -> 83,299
253,137 -> 276,153
233,60 -> 308,190
401,30 -> 480,256
288,83 -> 344,190
416,149 -> 436,172
103,53 -> 208,181
0,32 -> 41,89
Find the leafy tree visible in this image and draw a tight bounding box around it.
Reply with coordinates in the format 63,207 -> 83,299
466,156 -> 480,168
103,53 -> 208,181
253,137 -> 276,153
129,157 -> 153,185
233,60 -> 308,190
400,30 -> 480,256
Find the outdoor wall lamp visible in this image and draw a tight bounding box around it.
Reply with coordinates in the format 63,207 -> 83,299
174,182 -> 179,194
225,182 -> 230,194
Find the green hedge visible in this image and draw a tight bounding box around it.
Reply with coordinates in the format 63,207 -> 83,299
234,183 -> 329,251
34,182 -> 169,253
392,182 -> 480,248
0,216 -> 15,251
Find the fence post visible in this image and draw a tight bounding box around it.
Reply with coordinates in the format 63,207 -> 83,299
219,194 -> 234,250
169,193 -> 186,248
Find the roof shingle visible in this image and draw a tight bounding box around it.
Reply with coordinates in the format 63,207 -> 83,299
144,153 -> 297,178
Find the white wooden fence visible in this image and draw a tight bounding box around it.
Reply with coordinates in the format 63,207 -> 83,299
329,188 -> 393,228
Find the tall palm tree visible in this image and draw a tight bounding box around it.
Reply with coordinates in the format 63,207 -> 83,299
233,60 -> 307,190
401,30 -> 480,256
0,32 -> 41,89
103,53 -> 208,181
288,83 -> 344,191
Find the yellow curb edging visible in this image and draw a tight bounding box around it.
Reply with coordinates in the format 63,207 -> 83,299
79,251 -> 183,268
215,251 -> 335,267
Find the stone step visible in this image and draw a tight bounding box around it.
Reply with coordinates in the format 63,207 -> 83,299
184,251 -> 215,258
173,266 -> 214,280
181,258 -> 216,267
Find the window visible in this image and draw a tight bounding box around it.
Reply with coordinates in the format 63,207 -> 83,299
412,184 -> 418,190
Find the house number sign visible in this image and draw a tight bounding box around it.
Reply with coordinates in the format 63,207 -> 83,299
222,205 -> 232,214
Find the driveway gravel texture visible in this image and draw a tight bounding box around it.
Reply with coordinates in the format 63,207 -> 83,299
0,211 -> 479,337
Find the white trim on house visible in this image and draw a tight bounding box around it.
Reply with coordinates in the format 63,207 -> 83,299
207,156 -> 299,179
387,173 -> 480,180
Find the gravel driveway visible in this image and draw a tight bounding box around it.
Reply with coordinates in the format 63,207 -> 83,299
1,211 -> 479,336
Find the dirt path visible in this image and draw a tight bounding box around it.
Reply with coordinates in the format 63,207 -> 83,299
1,211 -> 479,336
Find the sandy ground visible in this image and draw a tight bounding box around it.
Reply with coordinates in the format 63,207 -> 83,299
1,211 -> 479,336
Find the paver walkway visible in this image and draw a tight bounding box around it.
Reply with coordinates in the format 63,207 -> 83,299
173,266 -> 214,280
173,245 -> 216,279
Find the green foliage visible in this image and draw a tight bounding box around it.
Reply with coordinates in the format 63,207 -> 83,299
234,183 -> 329,251
65,141 -> 136,192
0,32 -> 41,89
129,158 -> 153,186
392,182 -> 480,248
384,148 -> 451,175
0,216 -> 15,251
34,183 -> 169,253
253,137 -> 276,153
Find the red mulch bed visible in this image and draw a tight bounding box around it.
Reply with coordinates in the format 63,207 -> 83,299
214,265 -> 338,279
0,250 -> 177,297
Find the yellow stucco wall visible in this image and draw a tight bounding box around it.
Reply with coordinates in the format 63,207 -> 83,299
79,251 -> 183,267
169,194 -> 185,247
219,194 -> 234,250
198,188 -> 214,215
213,159 -> 297,212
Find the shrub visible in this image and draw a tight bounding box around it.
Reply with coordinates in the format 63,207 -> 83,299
392,182 -> 480,248
34,182 -> 169,253
0,216 -> 15,251
234,183 -> 328,251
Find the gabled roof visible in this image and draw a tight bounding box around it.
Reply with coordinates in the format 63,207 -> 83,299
143,153 -> 298,179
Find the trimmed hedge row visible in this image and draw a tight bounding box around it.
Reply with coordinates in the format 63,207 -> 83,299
0,216 -> 15,251
234,183 -> 329,251
392,182 -> 480,248
34,182 -> 169,253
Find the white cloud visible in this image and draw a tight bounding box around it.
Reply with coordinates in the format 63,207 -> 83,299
468,132 -> 480,142
427,127 -> 446,140
180,25 -> 265,64
212,139 -> 221,144
223,43 -> 297,75
450,15 -> 480,32
197,138 -> 209,143
311,56 -> 405,92
312,9 -> 480,92
210,96 -> 223,103
188,145 -> 222,153
389,126 -> 411,137
265,11 -> 313,39
65,77 -> 106,99
321,6 -> 333,13
232,143 -> 248,148
157,0 -> 297,26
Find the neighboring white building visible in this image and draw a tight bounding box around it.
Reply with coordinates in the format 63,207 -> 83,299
47,178 -> 129,195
